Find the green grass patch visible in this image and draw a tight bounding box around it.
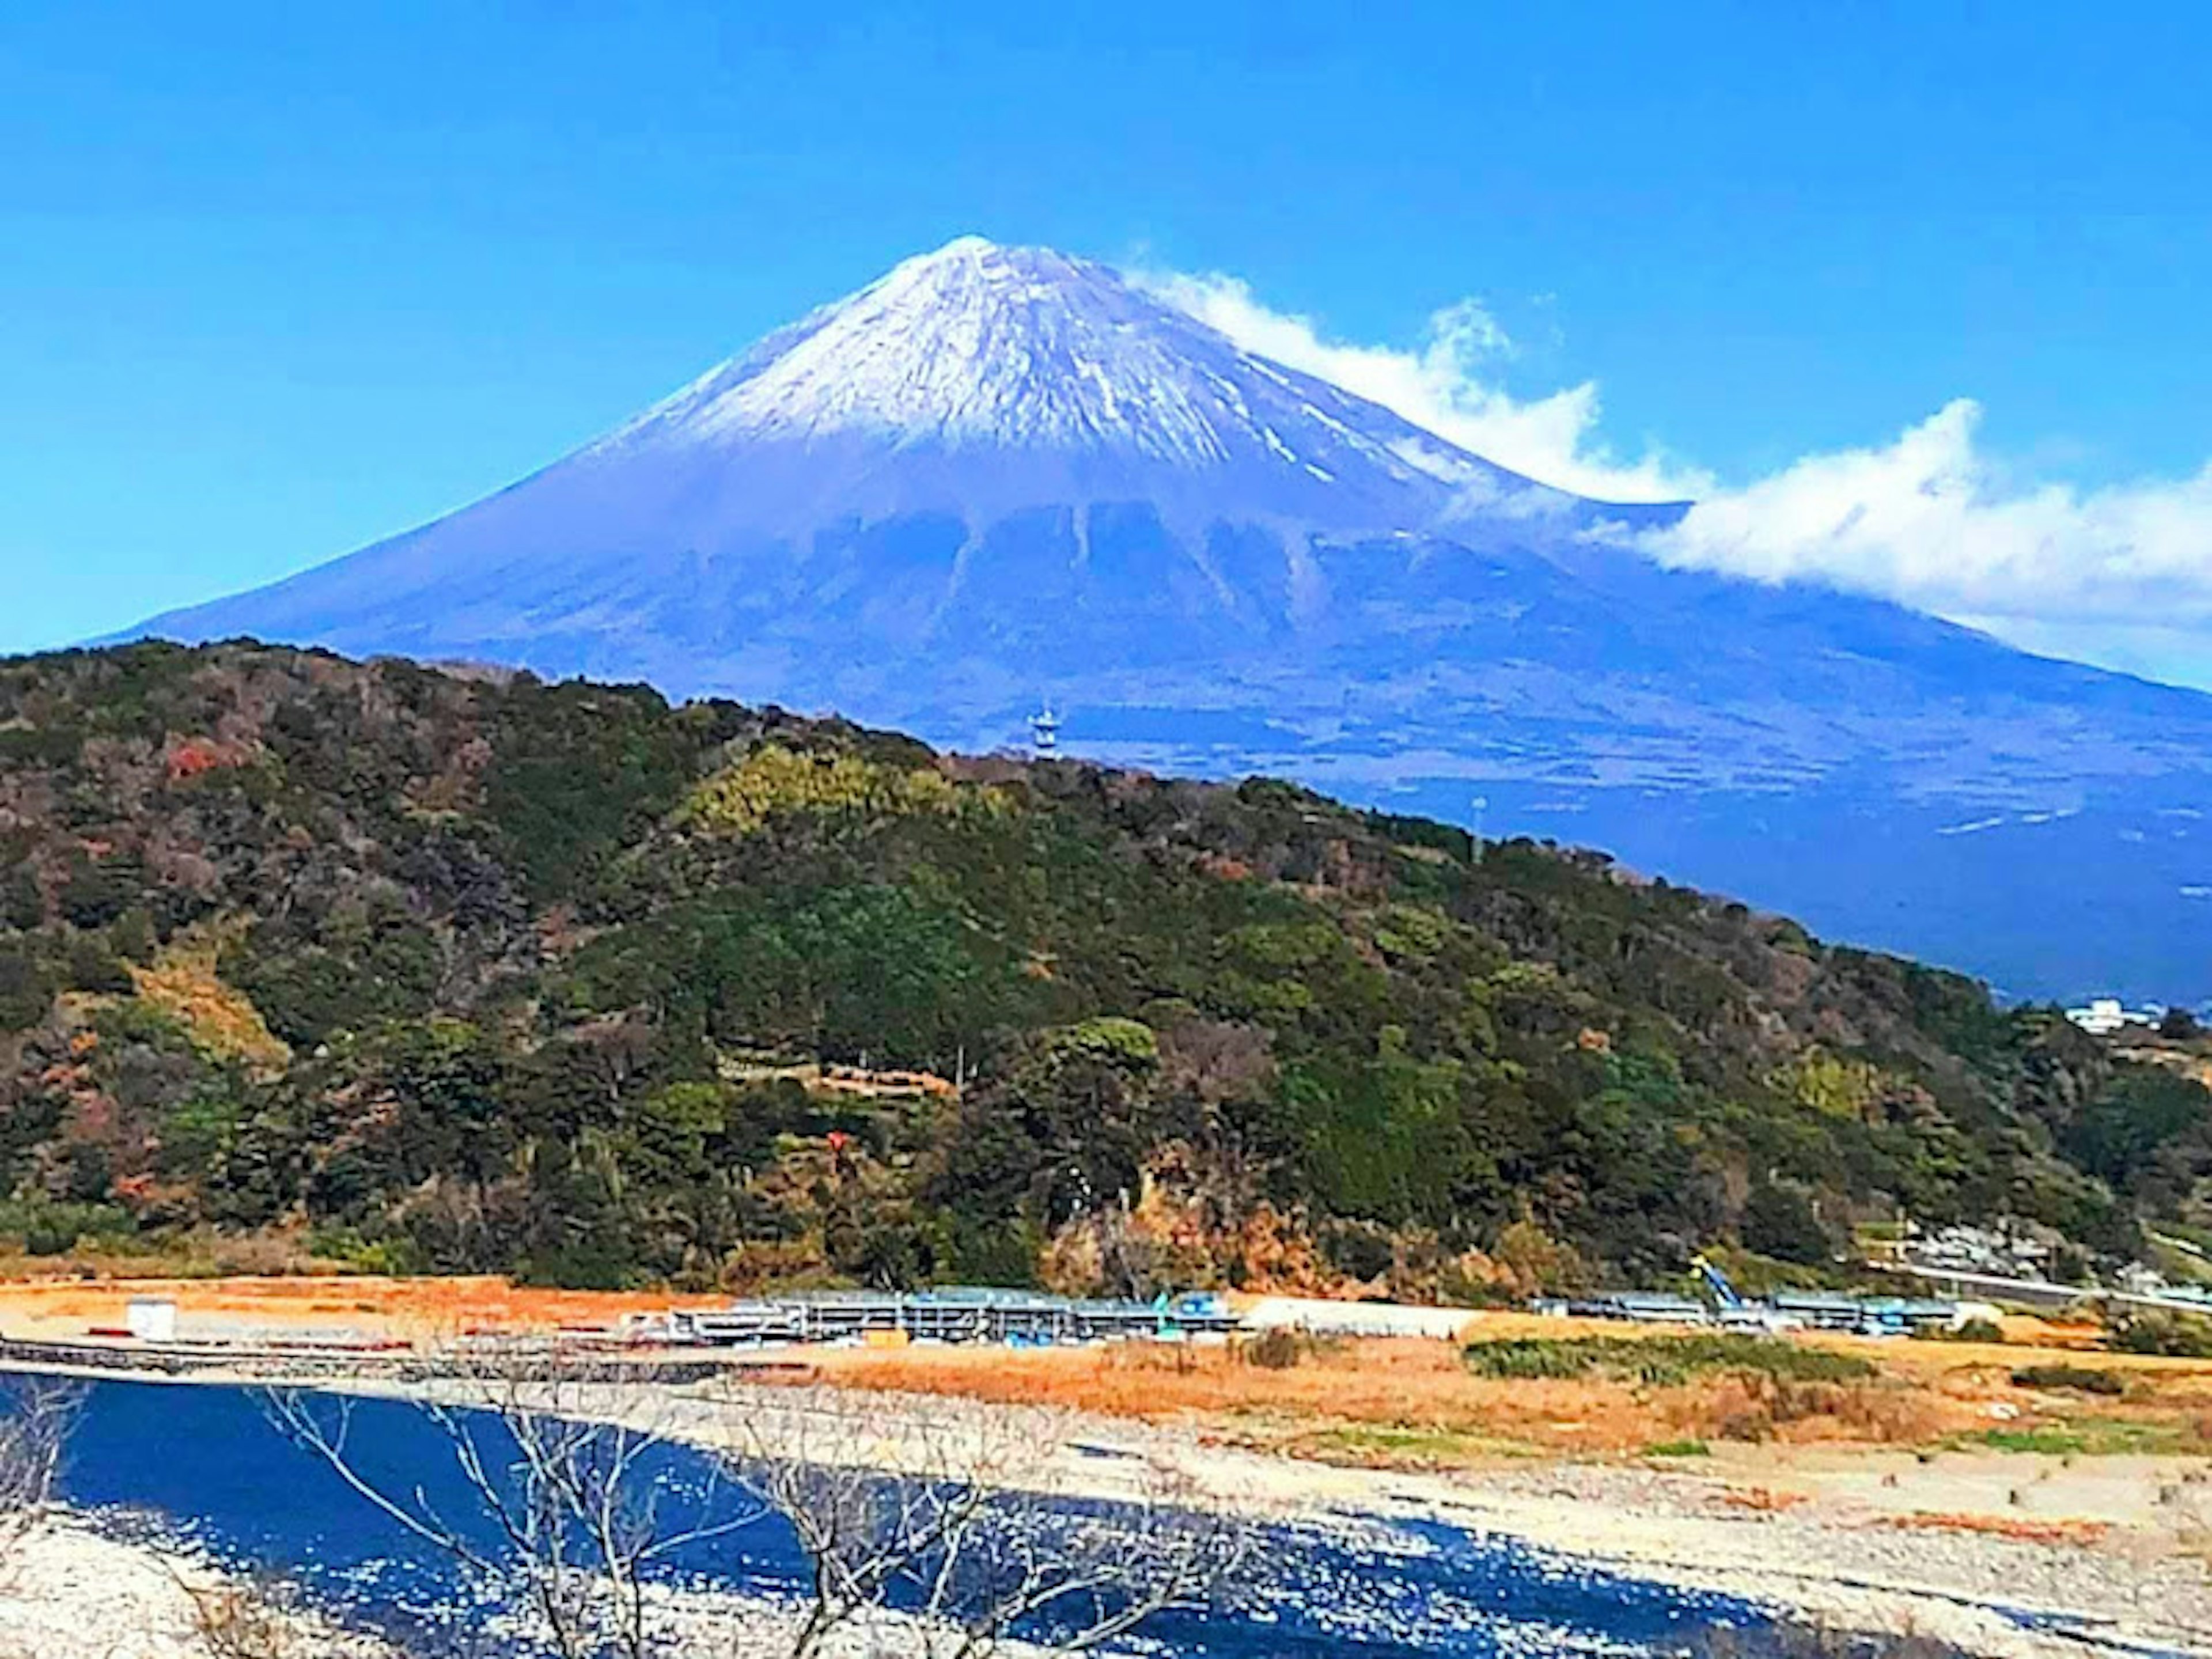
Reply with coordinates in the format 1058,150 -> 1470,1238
1918,1316 -> 2004,1344
0,1196 -> 138,1256
1461,1333 -> 1878,1387
1645,1438 -> 1711,1457
1974,1416 -> 2184,1456
2109,1311 -> 2212,1358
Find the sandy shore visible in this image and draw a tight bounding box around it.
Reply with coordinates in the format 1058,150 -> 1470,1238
0,1508 -> 1071,1659
777,1389 -> 2212,1658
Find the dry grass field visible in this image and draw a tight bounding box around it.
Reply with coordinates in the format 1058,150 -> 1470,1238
804,1320 -> 2212,1463
0,1270 -> 724,1342
5,1273 -> 2211,1472
10,1271 -> 2212,1647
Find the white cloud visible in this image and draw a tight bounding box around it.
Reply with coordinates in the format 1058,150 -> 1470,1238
1141,263 -> 2212,688
1137,268 -> 1705,503
1644,400 -> 2212,679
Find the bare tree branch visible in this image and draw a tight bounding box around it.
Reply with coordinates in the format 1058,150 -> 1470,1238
0,1373 -> 84,1558
261,1351 -> 1252,1659
720,1383 -> 1252,1659
268,1353 -> 765,1659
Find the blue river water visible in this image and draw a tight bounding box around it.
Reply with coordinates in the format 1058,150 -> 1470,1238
52,1379 -> 1779,1656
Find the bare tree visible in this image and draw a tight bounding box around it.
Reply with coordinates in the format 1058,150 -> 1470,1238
0,1371 -> 391,1659
267,1354 -> 763,1659
729,1385 -> 1248,1659
166,1547 -> 442,1659
0,1372 -> 82,1553
264,1353 -> 1251,1658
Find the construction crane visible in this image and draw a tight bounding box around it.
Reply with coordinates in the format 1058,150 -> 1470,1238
1691,1253 -> 1744,1309
1691,1254 -> 1805,1333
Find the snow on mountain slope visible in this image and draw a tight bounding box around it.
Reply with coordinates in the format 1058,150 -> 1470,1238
129,236 -> 1623,657
120,236 -> 2212,998
613,237 -> 1518,481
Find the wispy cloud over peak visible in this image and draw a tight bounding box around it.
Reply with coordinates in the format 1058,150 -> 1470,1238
1138,260 -> 2212,690
1135,267 -> 1703,505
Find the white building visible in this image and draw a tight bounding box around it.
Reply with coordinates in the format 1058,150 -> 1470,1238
2065,997 -> 2149,1036
124,1297 -> 178,1343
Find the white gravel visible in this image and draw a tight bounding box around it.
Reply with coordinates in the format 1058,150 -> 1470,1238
0,1513 -> 388,1658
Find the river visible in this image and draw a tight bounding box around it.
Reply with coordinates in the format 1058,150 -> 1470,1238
51,1378 -> 1777,1656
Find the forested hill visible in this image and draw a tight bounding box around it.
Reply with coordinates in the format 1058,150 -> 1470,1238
1,642 -> 2204,1294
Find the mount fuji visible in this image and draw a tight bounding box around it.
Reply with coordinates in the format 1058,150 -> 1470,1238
131,237 -> 2212,999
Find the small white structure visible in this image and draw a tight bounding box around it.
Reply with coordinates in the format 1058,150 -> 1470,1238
2065,997 -> 2149,1036
124,1297 -> 178,1344
1029,704 -> 1060,755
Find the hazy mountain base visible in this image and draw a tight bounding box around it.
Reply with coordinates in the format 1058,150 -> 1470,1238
146,505 -> 2212,1002
1,641 -> 2207,1294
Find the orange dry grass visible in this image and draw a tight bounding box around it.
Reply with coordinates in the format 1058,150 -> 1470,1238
128,931 -> 290,1072
0,1274 -> 724,1342
806,1337 -> 1975,1459
818,1336 -> 1479,1421
1718,1486 -> 1810,1513
1883,1512 -> 2112,1546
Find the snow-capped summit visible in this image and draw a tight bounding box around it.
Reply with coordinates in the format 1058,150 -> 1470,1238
126,237 -> 2212,1001
122,232 -> 1616,714
616,235 -> 1457,474
627,237 -> 1251,460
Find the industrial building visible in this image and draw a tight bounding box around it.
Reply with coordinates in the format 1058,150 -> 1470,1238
642,1286 -> 1240,1349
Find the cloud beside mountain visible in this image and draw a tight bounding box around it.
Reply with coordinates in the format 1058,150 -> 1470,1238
1137,268 -> 1707,505
1146,266 -> 2212,688
1650,402 -> 2212,679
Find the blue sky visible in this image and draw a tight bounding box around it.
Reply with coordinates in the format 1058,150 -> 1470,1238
6,2 -> 2211,676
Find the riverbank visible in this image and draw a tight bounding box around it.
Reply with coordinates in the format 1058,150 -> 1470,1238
518,1376 -> 2212,1659
9,1367 -> 2207,1657
781,1338 -> 2212,1656
7,1275 -> 2212,1655
0,1513 -> 392,1659
0,1509 -> 1076,1659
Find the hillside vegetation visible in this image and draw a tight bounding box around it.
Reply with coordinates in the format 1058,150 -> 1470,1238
0,641 -> 2206,1294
